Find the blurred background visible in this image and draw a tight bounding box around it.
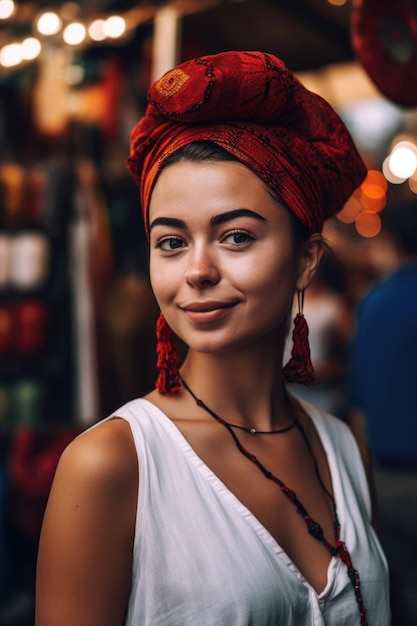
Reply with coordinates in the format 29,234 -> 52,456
0,0 -> 417,624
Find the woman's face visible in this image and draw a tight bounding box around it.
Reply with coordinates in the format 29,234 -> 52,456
149,159 -> 321,354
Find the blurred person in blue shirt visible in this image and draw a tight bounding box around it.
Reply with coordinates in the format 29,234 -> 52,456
349,198 -> 417,626
349,199 -> 417,462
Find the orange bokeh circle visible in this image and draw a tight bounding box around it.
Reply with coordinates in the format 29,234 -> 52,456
355,211 -> 382,238
337,195 -> 362,223
360,188 -> 386,213
362,169 -> 388,192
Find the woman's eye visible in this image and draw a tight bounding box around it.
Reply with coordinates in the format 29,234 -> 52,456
222,230 -> 254,245
156,237 -> 185,251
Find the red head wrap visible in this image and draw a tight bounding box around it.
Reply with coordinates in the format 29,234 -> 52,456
127,50 -> 366,234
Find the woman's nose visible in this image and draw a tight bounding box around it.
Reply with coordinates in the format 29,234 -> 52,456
185,245 -> 220,288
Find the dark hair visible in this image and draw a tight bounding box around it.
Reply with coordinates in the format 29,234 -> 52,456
159,140 -> 311,249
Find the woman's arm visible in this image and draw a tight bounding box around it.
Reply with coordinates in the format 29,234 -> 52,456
35,418 -> 138,626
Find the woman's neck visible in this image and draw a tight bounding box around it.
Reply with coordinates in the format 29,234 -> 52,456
180,344 -> 291,432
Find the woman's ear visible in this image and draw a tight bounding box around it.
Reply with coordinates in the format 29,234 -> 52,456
295,234 -> 324,291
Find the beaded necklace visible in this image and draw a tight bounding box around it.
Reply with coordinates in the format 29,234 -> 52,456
181,378 -> 368,626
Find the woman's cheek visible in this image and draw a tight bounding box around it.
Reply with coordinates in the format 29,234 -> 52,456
150,262 -> 176,304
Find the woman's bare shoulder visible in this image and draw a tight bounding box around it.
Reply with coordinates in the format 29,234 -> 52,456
36,418 -> 138,626
57,416 -> 138,491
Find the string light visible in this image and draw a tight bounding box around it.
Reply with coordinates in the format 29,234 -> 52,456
0,42 -> 21,67
36,12 -> 62,36
63,22 -> 86,46
21,37 -> 42,61
103,15 -> 126,39
88,19 -> 106,42
1,3 -> 131,69
0,0 -> 15,20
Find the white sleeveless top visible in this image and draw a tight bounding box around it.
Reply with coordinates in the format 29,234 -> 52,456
112,397 -> 390,625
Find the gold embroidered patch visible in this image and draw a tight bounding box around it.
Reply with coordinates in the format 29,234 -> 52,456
156,68 -> 189,97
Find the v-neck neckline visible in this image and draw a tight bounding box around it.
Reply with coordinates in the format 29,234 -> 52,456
138,396 -> 346,598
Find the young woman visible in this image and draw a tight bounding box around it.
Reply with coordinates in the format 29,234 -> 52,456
35,51 -> 390,625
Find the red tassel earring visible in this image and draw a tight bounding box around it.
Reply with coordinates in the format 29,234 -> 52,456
282,290 -> 315,387
156,313 -> 182,394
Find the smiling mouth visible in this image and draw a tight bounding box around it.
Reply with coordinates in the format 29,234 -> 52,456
181,301 -> 237,323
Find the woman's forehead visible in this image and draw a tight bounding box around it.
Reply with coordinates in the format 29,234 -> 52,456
149,160 -> 288,222
150,159 -> 275,204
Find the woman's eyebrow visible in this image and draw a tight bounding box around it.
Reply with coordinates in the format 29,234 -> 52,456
149,209 -> 266,232
211,208 -> 267,226
149,216 -> 186,232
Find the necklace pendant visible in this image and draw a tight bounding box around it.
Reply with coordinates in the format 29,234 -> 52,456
250,428 -> 256,434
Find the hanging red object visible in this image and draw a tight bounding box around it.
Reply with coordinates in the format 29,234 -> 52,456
351,0 -> 417,107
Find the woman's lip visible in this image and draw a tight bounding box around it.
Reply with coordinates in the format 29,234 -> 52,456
181,301 -> 237,323
182,301 -> 235,312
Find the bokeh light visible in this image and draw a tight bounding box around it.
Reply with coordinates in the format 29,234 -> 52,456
0,42 -> 22,67
360,169 -> 387,213
0,0 -> 15,20
360,190 -> 386,213
88,19 -> 106,42
408,174 -> 417,195
63,22 -> 86,46
355,211 -> 382,238
382,156 -> 406,184
389,146 -> 417,179
338,169 -> 387,237
36,12 -> 62,36
103,16 -> 126,39
337,193 -> 362,223
21,37 -> 41,61
362,169 -> 388,191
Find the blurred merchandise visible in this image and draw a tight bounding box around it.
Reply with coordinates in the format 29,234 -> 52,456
9,426 -> 82,535
14,300 -> 48,356
11,380 -> 45,428
9,232 -> 50,291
